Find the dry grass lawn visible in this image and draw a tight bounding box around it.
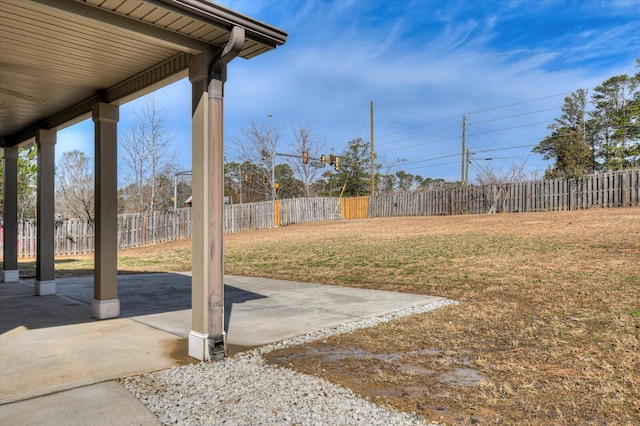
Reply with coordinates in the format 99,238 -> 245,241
11,207 -> 640,425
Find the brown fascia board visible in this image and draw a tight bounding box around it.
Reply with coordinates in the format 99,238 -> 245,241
153,0 -> 288,51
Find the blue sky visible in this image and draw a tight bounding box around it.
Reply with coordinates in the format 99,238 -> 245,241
58,0 -> 640,184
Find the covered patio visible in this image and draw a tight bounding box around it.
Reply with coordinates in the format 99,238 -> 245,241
0,0 -> 287,361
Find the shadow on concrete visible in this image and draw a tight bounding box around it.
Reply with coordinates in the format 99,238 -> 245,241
223,282 -> 267,333
0,273 -> 266,334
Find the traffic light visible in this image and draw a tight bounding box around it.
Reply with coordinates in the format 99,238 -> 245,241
320,154 -> 326,165
329,154 -> 335,166
334,156 -> 340,171
302,151 -> 309,164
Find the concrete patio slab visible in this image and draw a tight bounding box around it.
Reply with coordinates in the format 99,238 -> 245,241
0,382 -> 160,426
0,273 -> 446,424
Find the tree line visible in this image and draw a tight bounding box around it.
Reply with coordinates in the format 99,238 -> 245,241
226,123 -> 464,204
533,58 -> 639,178
2,60 -> 637,220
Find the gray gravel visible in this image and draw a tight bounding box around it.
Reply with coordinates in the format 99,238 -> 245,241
121,299 -> 456,425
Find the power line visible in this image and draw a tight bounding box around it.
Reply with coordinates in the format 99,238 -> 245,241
399,152 -> 460,166
387,144 -> 538,176
474,153 -> 537,161
471,144 -> 538,154
376,114 -> 558,156
375,91 -> 572,142
468,120 -> 552,136
471,106 -> 561,125
376,119 -> 552,157
469,157 -> 493,179
380,107 -> 444,118
376,123 -> 460,147
380,141 -> 537,171
376,135 -> 459,154
376,115 -> 457,139
368,87 -> 622,179
467,92 -> 572,115
398,160 -> 460,173
467,125 -> 497,152
467,120 -> 524,158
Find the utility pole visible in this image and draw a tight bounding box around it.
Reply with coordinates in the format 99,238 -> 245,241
461,115 -> 467,185
370,100 -> 375,196
465,148 -> 470,186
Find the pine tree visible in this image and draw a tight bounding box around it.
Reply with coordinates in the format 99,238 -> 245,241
533,89 -> 593,178
590,72 -> 639,170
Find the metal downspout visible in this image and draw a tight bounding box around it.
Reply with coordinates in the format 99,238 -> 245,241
207,26 -> 245,360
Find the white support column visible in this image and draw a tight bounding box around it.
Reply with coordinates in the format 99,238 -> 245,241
2,147 -> 19,283
92,103 -> 120,319
35,130 -> 57,295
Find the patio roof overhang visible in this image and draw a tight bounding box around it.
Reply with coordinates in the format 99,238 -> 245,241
0,0 -> 287,146
1,0 -> 287,362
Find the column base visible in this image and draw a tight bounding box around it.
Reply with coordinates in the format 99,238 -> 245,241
34,280 -> 56,296
2,270 -> 19,283
188,331 -> 210,361
188,331 -> 227,361
92,298 -> 120,319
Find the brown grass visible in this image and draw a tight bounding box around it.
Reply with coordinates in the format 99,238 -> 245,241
254,209 -> 640,425
11,207 -> 640,425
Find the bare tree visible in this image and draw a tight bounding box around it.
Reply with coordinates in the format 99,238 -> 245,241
55,150 -> 94,220
230,118 -> 281,201
474,162 -> 533,187
474,161 -> 539,213
119,95 -> 175,212
287,123 -> 326,197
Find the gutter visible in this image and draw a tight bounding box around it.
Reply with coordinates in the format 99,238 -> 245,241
154,0 -> 288,49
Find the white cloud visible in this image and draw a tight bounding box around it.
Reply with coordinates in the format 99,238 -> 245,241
55,0 -> 640,183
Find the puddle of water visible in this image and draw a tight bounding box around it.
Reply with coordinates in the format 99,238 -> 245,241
267,344 -> 486,387
397,364 -> 485,387
440,367 -> 486,387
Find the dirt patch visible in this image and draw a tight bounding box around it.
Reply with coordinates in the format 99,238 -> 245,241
265,343 -> 488,424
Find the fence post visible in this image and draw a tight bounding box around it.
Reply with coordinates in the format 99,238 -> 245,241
274,200 -> 280,227
620,171 -> 627,207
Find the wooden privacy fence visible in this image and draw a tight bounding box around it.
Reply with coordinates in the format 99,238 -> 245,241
278,197 -> 342,225
118,208 -> 193,250
3,169 -> 638,258
224,201 -> 275,233
6,201 -> 280,258
369,186 -> 493,217
340,196 -> 370,219
7,209 -> 195,258
501,169 -> 640,212
369,169 -> 640,217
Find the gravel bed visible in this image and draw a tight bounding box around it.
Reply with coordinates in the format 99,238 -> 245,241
121,299 -> 457,425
